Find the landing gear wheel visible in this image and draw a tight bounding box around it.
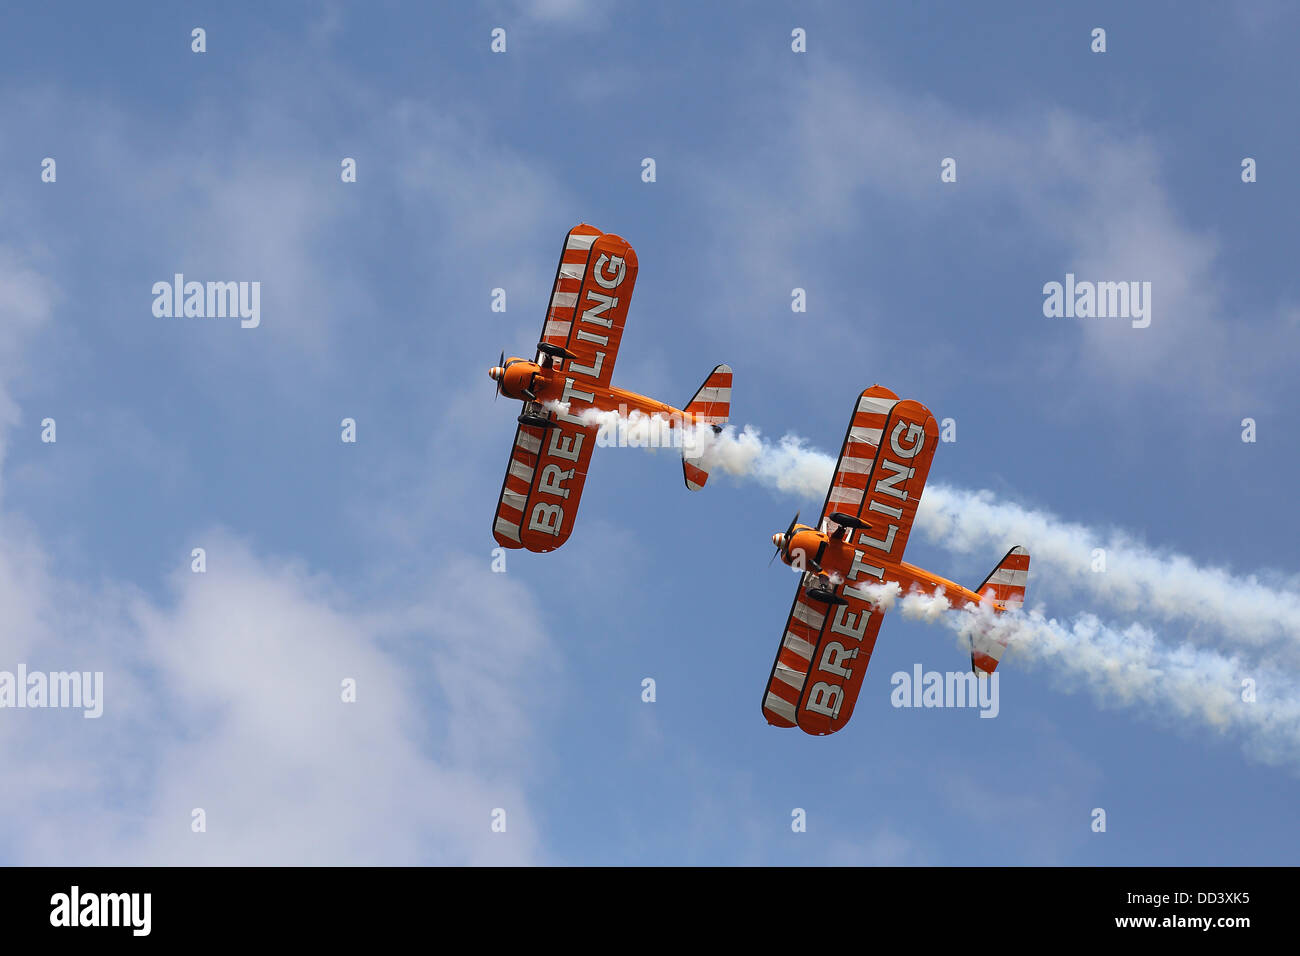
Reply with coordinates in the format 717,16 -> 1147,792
805,586 -> 848,607
517,402 -> 554,429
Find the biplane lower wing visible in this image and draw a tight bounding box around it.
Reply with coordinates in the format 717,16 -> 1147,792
762,579 -> 827,728
820,385 -> 900,523
762,576 -> 885,735
492,408 -> 599,553
540,224 -> 603,349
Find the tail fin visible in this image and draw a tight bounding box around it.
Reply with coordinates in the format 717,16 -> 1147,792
969,546 -> 1030,675
681,364 -> 732,491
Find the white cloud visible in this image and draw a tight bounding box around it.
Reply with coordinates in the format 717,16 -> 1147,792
0,525 -> 556,864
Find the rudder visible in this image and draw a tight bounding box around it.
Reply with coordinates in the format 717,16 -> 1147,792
970,545 -> 1030,675
681,364 -> 732,491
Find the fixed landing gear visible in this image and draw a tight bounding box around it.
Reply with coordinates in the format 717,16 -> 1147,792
517,401 -> 555,429
803,574 -> 848,606
806,588 -> 848,607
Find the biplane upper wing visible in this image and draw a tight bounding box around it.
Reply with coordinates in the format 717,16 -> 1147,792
761,576 -> 886,735
542,224 -> 638,392
841,396 -> 940,570
491,225 -> 638,552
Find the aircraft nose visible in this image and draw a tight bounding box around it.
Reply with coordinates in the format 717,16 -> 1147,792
772,533 -> 783,549
489,366 -> 502,382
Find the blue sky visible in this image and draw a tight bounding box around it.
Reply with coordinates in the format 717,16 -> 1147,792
1,1 -> 1298,864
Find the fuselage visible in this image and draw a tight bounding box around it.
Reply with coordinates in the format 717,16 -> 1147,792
772,524 -> 997,609
489,358 -> 710,427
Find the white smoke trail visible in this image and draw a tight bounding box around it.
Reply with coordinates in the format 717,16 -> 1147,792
947,606 -> 1300,768
542,403 -> 707,457
845,580 -> 956,622
842,584 -> 1300,766
695,427 -> 837,498
856,582 -> 1300,766
918,485 -> 1300,649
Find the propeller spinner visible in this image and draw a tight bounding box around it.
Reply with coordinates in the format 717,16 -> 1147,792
769,510 -> 800,566
490,349 -> 506,400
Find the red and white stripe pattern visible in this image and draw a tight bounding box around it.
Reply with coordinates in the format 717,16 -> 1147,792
971,636 -> 1005,676
821,386 -> 898,518
978,546 -> 1030,609
492,425 -> 546,548
762,580 -> 886,733
971,546 -> 1030,674
849,399 -> 939,567
541,224 -> 601,345
793,591 -> 885,735
682,364 -> 733,491
684,364 -> 732,426
762,578 -> 828,727
681,460 -> 709,492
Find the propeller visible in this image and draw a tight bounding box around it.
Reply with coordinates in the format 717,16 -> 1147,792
769,510 -> 800,566
493,349 -> 504,401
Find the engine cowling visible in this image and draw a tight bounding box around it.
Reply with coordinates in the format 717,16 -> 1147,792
490,358 -> 541,400
774,527 -> 826,569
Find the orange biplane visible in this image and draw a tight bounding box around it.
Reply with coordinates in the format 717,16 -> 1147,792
762,385 -> 1031,735
490,223 -> 732,553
